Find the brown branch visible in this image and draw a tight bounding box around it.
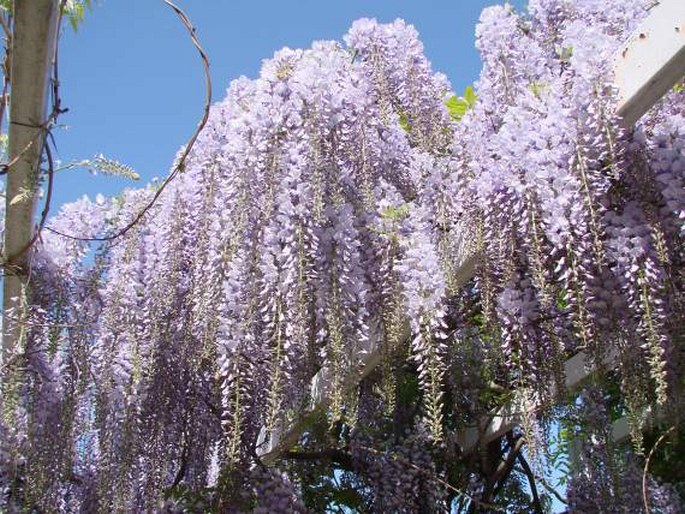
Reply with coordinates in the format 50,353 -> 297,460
0,112 -> 65,177
169,426 -> 191,493
488,433 -> 524,502
281,448 -> 353,470
49,1 -> 67,119
514,463 -> 567,506
496,436 -> 524,482
39,139 -> 55,231
642,424 -> 676,514
45,0 -> 212,243
31,139 -> 54,242
515,452 -> 544,514
0,58 -> 9,138
0,138 -> 34,175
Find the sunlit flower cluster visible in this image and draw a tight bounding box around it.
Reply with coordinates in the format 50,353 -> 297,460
2,0 -> 684,510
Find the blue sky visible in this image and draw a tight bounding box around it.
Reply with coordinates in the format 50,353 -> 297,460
52,0 -> 525,211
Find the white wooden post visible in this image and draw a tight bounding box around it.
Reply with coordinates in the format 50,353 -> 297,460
1,1 -> 60,366
258,0 -> 685,463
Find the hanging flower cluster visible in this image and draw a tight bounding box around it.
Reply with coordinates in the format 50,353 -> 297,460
441,0 -> 685,418
2,0 -> 684,510
2,18 -> 454,512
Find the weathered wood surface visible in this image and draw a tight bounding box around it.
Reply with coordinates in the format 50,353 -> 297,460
615,0 -> 685,125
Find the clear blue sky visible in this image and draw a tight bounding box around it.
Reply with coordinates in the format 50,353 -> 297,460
52,0 -> 525,210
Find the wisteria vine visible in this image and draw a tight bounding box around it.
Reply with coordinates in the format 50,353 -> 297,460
1,0 -> 684,511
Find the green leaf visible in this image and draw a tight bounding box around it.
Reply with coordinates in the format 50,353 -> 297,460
445,85 -> 477,122
68,7 -> 83,32
398,109 -> 410,133
464,85 -> 477,108
397,370 -> 420,407
555,289 -> 568,310
445,95 -> 467,121
63,0 -> 93,31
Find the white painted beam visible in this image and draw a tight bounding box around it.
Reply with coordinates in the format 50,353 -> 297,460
258,0 -> 685,463
615,0 -> 685,126
455,349 -> 619,453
